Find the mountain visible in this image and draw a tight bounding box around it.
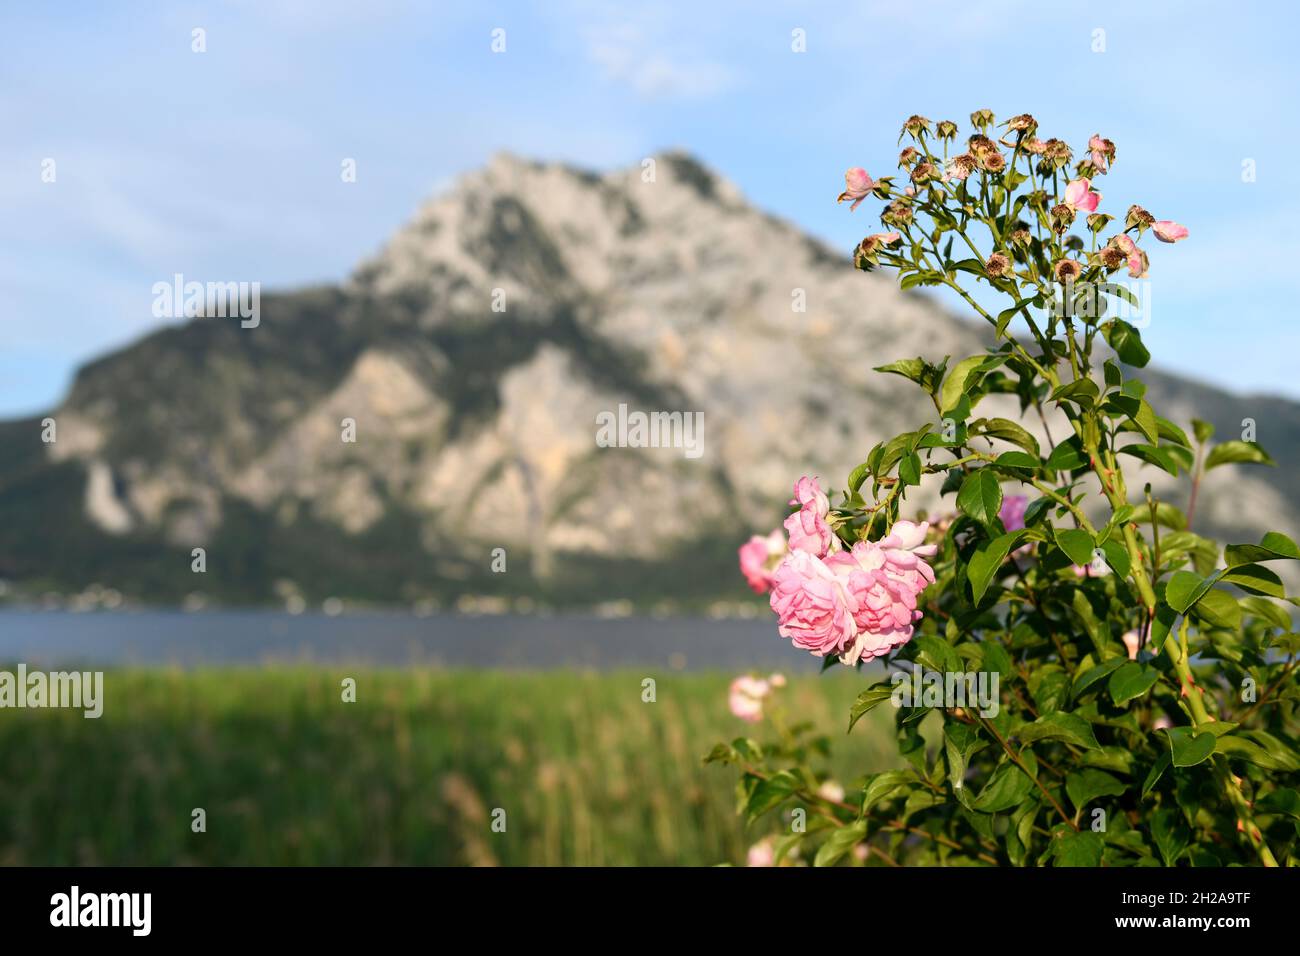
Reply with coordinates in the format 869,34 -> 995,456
1,151 -> 1295,610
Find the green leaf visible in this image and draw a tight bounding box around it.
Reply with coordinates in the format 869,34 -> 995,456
1191,588 -> 1242,630
974,417 -> 1040,456
944,722 -> 987,798
1191,418 -> 1215,444
1165,727 -> 1216,768
1155,417 -> 1191,448
1117,442 -> 1181,476
746,770 -> 803,820
813,821 -> 868,867
1106,319 -> 1150,368
1052,830 -> 1104,867
995,297 -> 1041,337
968,531 -> 1026,603
1214,732 -> 1300,772
1141,752 -> 1171,798
1224,531 -> 1300,567
1205,440 -> 1275,470
861,770 -> 913,814
703,743 -> 737,765
1046,437 -> 1087,471
873,358 -> 927,386
1108,662 -> 1159,705
1241,595 -> 1292,630
971,759 -> 1036,814
940,355 -> 993,415
1053,527 -> 1096,566
1131,399 -> 1159,445
957,470 -> 1003,527
1100,538 -> 1131,579
1150,807 -> 1190,865
1072,658 -> 1126,697
899,451 -> 922,486
849,682 -> 897,732
1165,569 -> 1214,614
1255,788 -> 1300,820
1066,769 -> 1125,810
1019,712 -> 1102,751
1051,377 -> 1100,408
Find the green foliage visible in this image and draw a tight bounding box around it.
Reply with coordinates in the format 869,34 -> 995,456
713,112 -> 1299,867
0,669 -> 897,865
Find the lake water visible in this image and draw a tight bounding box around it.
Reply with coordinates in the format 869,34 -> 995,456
0,610 -> 824,672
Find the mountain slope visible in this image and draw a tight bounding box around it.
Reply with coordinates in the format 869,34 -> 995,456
1,152 -> 1294,608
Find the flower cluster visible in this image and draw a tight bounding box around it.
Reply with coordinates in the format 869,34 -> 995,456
741,477 -> 937,666
838,112 -> 1188,291
715,111 -> 1297,871
728,672 -> 785,722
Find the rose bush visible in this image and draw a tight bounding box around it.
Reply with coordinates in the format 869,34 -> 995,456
709,111 -> 1300,867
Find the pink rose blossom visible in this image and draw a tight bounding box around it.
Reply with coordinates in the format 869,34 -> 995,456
817,780 -> 846,803
1122,629 -> 1142,660
768,672 -> 787,688
877,519 -> 939,559
1062,177 -> 1102,213
769,549 -> 859,657
738,528 -> 786,594
1151,220 -> 1189,243
826,542 -> 926,663
784,476 -> 836,557
747,837 -> 777,867
1088,134 -> 1115,173
770,519 -> 935,665
728,675 -> 771,723
999,494 -> 1027,532
1152,714 -> 1173,731
1112,234 -> 1148,278
837,167 -> 875,211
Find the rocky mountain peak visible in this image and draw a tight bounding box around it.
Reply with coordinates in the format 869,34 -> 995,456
2,153 -> 1298,609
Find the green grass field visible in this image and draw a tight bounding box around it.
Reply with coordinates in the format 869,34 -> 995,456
0,669 -> 897,866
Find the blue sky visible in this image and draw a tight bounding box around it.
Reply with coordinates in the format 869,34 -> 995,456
3,0 -> 1297,416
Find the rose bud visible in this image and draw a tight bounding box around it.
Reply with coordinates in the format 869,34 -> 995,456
970,108 -> 995,129
936,119 -> 959,139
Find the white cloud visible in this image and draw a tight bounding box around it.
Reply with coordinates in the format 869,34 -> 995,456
584,22 -> 736,99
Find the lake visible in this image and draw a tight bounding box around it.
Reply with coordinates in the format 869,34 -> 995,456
0,609 -> 826,672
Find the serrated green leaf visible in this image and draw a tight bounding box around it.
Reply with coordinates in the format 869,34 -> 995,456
1165,727 -> 1216,767
1205,440 -> 1275,470
957,469 -> 1003,527
1108,662 -> 1159,705
813,820 -> 868,867
1019,712 -> 1102,751
1065,769 -> 1125,810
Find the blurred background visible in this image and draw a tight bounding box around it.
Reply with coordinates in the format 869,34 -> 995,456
1,0 -> 1296,864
